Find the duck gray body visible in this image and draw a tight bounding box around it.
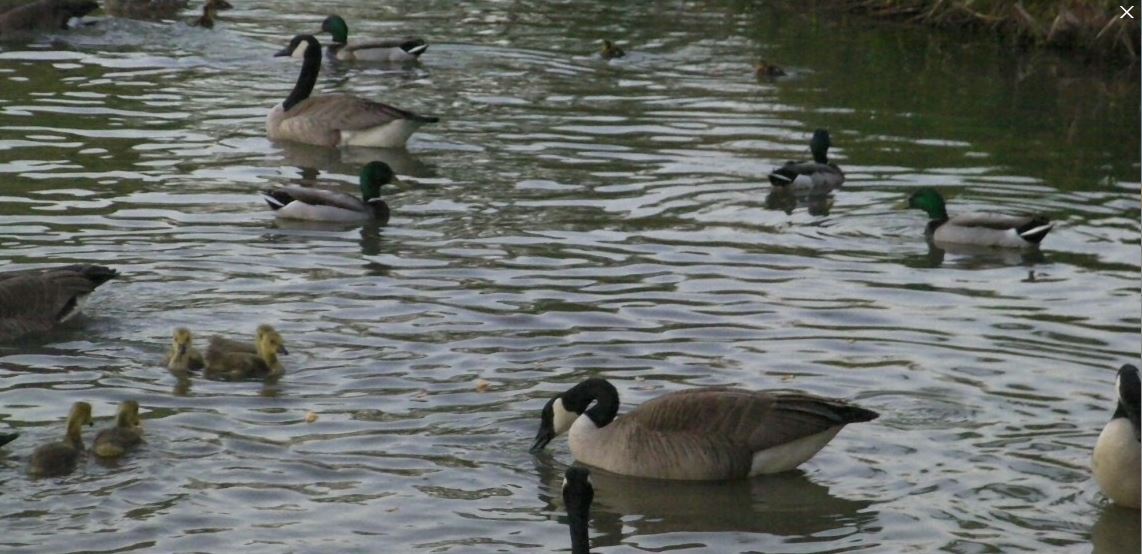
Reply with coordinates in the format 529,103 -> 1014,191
0,264 -> 117,342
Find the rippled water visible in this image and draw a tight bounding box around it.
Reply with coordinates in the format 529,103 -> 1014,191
1,1 -> 1139,552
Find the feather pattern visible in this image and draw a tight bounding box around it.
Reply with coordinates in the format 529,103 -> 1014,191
0,265 -> 117,342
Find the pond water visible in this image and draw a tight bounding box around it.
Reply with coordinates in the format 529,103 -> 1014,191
0,1 -> 1138,552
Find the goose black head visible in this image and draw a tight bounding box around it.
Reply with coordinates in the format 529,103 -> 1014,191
530,379 -> 619,453
275,34 -> 321,60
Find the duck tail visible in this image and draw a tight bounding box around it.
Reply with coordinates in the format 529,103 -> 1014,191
262,189 -> 292,211
1017,217 -> 1054,244
834,403 -> 879,424
767,166 -> 796,187
402,40 -> 428,56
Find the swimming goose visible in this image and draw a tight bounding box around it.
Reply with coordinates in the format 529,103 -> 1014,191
907,188 -> 1054,248
317,14 -> 428,62
163,327 -> 205,373
104,0 -> 188,19
563,466 -> 594,554
530,378 -> 879,480
269,34 -> 439,149
262,161 -> 396,224
768,129 -> 844,190
1092,363 -> 1140,509
0,0 -> 97,35
205,328 -> 287,380
93,400 -> 144,458
28,401 -> 93,477
755,60 -> 786,78
599,39 -> 624,60
189,0 -> 231,28
0,264 -> 117,342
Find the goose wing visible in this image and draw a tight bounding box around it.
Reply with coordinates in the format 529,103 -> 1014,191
288,94 -> 438,129
0,265 -> 117,341
263,186 -> 365,212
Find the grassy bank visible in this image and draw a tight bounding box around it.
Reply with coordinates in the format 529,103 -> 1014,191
832,1 -> 1139,62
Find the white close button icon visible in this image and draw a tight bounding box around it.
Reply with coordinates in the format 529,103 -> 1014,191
1121,5 -> 1136,18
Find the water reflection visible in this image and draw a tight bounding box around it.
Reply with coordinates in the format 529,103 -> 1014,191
1091,504 -> 1142,554
764,187 -> 835,216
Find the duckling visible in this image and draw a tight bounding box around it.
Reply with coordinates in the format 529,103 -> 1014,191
189,0 -> 231,28
600,39 -> 624,60
92,400 -> 144,458
768,129 -> 844,191
1093,364 -> 1140,509
205,329 -> 287,380
755,60 -> 786,78
162,327 -> 205,373
318,14 -> 429,62
262,161 -> 397,224
907,188 -> 1054,248
207,324 -> 287,355
27,401 -> 93,477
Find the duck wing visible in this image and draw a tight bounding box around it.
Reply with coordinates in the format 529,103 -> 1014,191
767,161 -> 844,189
263,186 -> 365,212
347,37 -> 428,54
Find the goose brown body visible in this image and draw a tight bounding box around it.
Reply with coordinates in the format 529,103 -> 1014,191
0,264 -> 117,342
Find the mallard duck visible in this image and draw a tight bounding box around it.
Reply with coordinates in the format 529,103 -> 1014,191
0,0 -> 97,34
755,60 -> 786,78
1093,364 -> 1140,509
531,378 -> 878,480
104,0 -> 188,19
162,327 -> 205,373
262,161 -> 397,223
189,0 -> 231,28
907,188 -> 1054,248
205,327 -> 287,380
563,466 -> 594,554
0,264 -> 117,343
317,14 -> 428,62
269,34 -> 439,148
28,401 -> 93,477
92,400 -> 144,458
767,129 -> 844,190
600,39 -> 624,60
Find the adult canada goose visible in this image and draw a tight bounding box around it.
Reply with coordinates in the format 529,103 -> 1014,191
205,329 -> 287,380
269,34 -> 439,149
28,401 -> 93,477
755,60 -> 786,78
262,161 -> 396,224
563,466 -> 594,554
907,188 -> 1054,248
316,14 -> 428,62
1092,364 -> 1140,509
599,39 -> 624,60
189,0 -> 231,28
0,264 -> 117,342
104,0 -> 187,19
0,0 -> 97,35
207,324 -> 287,355
93,400 -> 144,458
530,378 -> 879,480
163,327 -> 205,373
767,129 -> 844,190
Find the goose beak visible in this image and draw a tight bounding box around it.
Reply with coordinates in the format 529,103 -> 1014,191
273,48 -> 291,58
529,424 -> 555,453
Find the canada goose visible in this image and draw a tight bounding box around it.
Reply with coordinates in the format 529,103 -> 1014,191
269,34 -> 439,149
104,0 -> 188,19
205,328 -> 287,380
206,323 -> 287,355
317,14 -> 428,62
1092,363 -> 1140,509
755,60 -> 786,78
0,432 -> 17,447
530,378 -> 879,480
189,0 -> 231,28
599,39 -> 624,60
262,161 -> 396,223
0,264 -> 117,342
92,400 -> 143,458
163,327 -> 205,373
907,188 -> 1054,248
28,401 -> 93,477
563,466 -> 594,554
0,0 -> 97,35
767,129 -> 844,190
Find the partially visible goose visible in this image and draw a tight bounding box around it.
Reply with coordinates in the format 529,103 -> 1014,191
1092,363 -> 1140,509
93,400 -> 144,458
189,0 -> 231,28
163,327 -> 205,373
907,188 -> 1054,248
0,0 -> 98,35
28,401 -> 93,477
262,161 -> 396,224
0,432 -> 17,448
317,14 -> 428,62
269,34 -> 439,148
530,378 -> 879,480
205,328 -> 287,380
599,39 -> 624,60
563,466 -> 594,554
0,264 -> 118,342
104,0 -> 187,19
768,129 -> 844,190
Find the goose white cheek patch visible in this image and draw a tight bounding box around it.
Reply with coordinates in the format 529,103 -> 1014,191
552,398 -> 576,435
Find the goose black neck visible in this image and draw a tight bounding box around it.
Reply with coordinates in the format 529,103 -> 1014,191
576,378 -> 619,428
284,37 -> 321,111
568,511 -> 590,554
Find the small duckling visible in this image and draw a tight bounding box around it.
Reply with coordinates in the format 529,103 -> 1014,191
93,400 -> 144,458
190,0 -> 232,28
162,327 -> 205,373
755,60 -> 786,78
208,324 -> 286,355
28,401 -> 93,477
205,329 -> 287,380
600,39 -> 625,60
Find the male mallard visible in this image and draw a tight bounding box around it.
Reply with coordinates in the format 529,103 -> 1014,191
316,14 -> 428,62
600,39 -> 624,60
755,60 -> 786,78
163,327 -> 205,373
28,401 -> 93,477
93,400 -> 144,458
1093,364 -> 1140,509
0,264 -> 118,343
189,0 -> 231,28
907,188 -> 1054,248
269,34 -> 439,148
0,0 -> 97,34
262,161 -> 397,224
205,327 -> 288,380
767,129 -> 844,190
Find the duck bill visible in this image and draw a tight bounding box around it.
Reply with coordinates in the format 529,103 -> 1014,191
529,426 -> 555,454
